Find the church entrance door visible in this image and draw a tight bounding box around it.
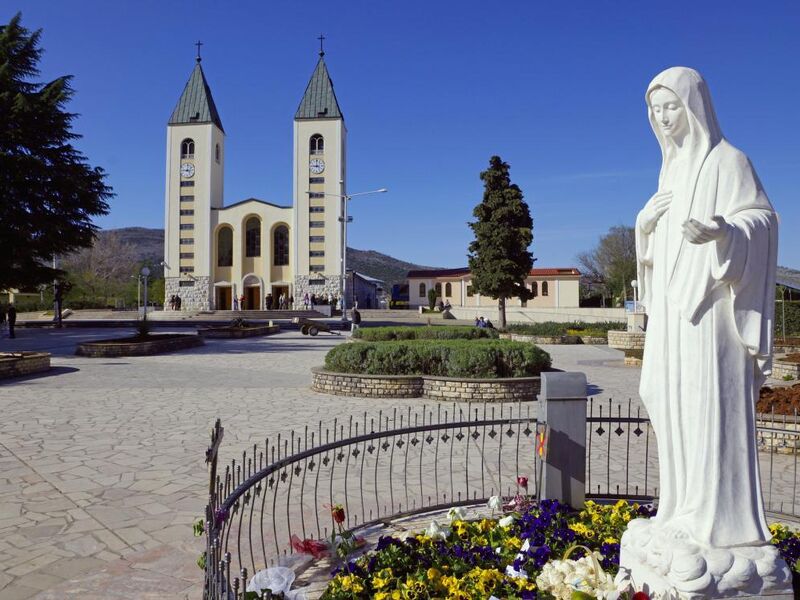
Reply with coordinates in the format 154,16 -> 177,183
245,286 -> 261,310
272,286 -> 289,309
216,286 -> 232,310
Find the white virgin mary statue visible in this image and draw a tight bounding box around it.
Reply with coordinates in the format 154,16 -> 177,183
619,67 -> 792,598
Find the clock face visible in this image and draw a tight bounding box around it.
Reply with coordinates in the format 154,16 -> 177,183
180,162 -> 195,178
309,158 -> 325,174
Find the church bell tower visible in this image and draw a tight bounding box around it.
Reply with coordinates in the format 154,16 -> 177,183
163,48 -> 225,310
292,42 -> 347,300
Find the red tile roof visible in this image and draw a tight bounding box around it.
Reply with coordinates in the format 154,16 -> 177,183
407,267 -> 581,278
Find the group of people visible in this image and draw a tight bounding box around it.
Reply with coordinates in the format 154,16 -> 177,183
263,293 -> 293,310
301,292 -> 339,310
0,303 -> 17,338
167,295 -> 183,310
474,316 -> 494,329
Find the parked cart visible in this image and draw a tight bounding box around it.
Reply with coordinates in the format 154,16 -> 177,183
292,317 -> 341,336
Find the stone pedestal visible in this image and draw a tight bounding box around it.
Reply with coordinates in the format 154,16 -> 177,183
618,519 -> 793,599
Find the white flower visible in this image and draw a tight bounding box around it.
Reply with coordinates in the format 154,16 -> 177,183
520,539 -> 530,552
447,506 -> 467,521
487,495 -> 503,510
247,567 -> 295,595
498,514 -> 515,528
424,520 -> 450,540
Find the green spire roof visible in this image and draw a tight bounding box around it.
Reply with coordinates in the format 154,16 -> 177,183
169,60 -> 224,132
295,56 -> 343,120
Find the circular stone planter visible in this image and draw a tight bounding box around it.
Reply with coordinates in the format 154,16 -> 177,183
607,330 -> 646,366
0,352 -> 51,379
499,332 -> 607,345
197,324 -> 280,338
311,367 -> 540,401
76,334 -> 204,357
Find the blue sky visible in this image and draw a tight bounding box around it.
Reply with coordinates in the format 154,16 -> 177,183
9,1 -> 800,268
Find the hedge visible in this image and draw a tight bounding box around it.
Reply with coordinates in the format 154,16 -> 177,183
776,301 -> 800,337
324,339 -> 551,379
352,325 -> 499,342
503,321 -> 626,338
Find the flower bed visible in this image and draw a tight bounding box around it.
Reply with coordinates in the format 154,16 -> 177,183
0,352 -> 51,379
353,325 -> 499,342
75,333 -> 204,357
500,332 -> 607,345
319,500 -> 800,600
503,321 -> 625,340
197,324 -> 280,338
324,339 -> 551,379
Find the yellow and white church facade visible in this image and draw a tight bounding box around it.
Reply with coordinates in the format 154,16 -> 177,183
163,49 -> 347,310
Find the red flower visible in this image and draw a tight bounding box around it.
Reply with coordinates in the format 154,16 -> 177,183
632,593 -> 650,600
290,535 -> 329,559
331,504 -> 345,524
517,476 -> 529,489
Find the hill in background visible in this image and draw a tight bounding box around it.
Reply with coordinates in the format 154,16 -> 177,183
100,227 -> 441,287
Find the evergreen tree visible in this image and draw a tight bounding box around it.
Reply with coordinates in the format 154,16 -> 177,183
468,156 -> 533,328
0,13 -> 111,291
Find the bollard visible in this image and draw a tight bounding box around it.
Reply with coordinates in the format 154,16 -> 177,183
540,371 -> 587,508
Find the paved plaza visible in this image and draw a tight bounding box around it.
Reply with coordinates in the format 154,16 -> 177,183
0,327 -> 794,598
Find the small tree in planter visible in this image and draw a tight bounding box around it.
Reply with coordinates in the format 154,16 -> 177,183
427,287 -> 437,310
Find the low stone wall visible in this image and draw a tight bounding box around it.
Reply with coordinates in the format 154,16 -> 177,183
197,325 -> 280,338
773,360 -> 799,380
76,334 -> 204,357
0,352 -> 51,380
500,333 -> 606,345
607,330 -> 646,366
311,367 -> 540,401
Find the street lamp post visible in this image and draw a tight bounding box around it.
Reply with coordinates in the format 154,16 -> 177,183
141,266 -> 151,319
309,188 -> 387,322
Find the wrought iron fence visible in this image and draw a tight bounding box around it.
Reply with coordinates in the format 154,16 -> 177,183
585,398 -> 800,519
203,402 -> 544,599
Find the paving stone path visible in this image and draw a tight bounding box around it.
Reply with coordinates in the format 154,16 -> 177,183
0,328 -> 795,599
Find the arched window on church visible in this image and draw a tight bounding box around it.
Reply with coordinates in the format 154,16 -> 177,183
274,226 -> 289,266
217,227 -> 233,267
310,134 -> 324,155
215,143 -> 220,163
245,218 -> 261,257
445,283 -> 452,297
181,138 -> 195,158
419,283 -> 426,297
435,283 -> 442,298
541,281 -> 549,296
531,281 -> 538,297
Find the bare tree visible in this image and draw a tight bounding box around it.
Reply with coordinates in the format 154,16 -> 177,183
577,225 -> 636,307
61,232 -> 138,304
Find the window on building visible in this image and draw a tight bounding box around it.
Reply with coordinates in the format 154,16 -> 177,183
179,280 -> 195,287
445,282 -> 452,297
180,238 -> 194,245
310,250 -> 325,257
180,138 -> 195,158
467,286 -> 474,297
180,252 -> 194,259
419,283 -> 426,297
217,227 -> 233,267
308,192 -> 324,199
274,225 -> 289,266
309,235 -> 325,242
309,206 -> 325,213
180,195 -> 194,203
180,181 -> 195,187
531,281 -> 538,297
179,266 -> 194,273
245,217 -> 261,257
309,177 -> 324,184
215,143 -> 221,163
310,265 -> 325,272
435,283 -> 442,297
309,134 -> 324,155
309,221 -> 325,228
180,209 -> 194,216
541,281 -> 549,296
180,224 -> 194,230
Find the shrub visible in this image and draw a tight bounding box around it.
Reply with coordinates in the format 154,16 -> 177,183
324,339 -> 551,378
776,301 -> 800,337
353,325 -> 499,342
504,321 -> 625,338
427,288 -> 437,310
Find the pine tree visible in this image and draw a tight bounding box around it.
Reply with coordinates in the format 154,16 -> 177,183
0,13 -> 112,291
468,156 -> 533,328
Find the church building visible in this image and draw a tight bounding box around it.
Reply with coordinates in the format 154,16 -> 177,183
163,47 -> 347,310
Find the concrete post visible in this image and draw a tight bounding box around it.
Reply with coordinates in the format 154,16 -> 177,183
541,371 -> 587,508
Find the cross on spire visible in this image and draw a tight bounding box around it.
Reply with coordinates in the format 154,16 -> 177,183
317,34 -> 325,57
195,40 -> 203,63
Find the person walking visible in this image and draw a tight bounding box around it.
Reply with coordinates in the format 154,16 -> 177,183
233,295 -> 239,311
239,294 -> 246,310
303,292 -> 310,310
265,293 -> 273,310
289,295 -> 294,310
351,307 -> 361,335
7,303 -> 16,339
